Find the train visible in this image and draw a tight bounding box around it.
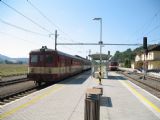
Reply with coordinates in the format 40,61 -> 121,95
27,46 -> 91,86
109,61 -> 119,71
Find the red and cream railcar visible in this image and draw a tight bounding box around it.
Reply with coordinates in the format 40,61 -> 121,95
27,46 -> 91,85
109,61 -> 119,71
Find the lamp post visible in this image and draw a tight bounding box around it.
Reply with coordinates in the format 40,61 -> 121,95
93,18 -> 103,76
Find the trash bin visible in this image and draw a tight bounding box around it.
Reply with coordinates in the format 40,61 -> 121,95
85,89 -> 101,120
92,87 -> 103,96
84,95 -> 100,120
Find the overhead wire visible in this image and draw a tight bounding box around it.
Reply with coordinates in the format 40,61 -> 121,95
0,31 -> 43,46
26,0 -> 84,54
0,0 -> 53,34
136,8 -> 160,42
0,18 -> 48,37
0,0 -> 89,56
55,37 -> 78,51
26,0 -> 78,43
148,38 -> 160,43
0,30 -> 58,51
140,9 -> 160,37
145,24 -> 160,36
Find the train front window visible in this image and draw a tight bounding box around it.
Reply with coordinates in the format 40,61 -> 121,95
40,55 -> 44,62
111,62 -> 118,66
46,55 -> 53,64
30,55 -> 38,63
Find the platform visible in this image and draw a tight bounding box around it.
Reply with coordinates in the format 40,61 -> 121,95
0,71 -> 160,120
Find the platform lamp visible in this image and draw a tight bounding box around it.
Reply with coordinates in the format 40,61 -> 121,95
93,18 -> 103,79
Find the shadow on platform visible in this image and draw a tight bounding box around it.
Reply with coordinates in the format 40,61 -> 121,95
58,71 -> 91,85
100,96 -> 113,107
101,84 -> 115,87
100,96 -> 112,107
106,75 -> 127,80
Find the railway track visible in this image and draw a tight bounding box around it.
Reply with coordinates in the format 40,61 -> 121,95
0,71 -> 89,105
117,71 -> 160,98
134,72 -> 160,83
0,77 -> 29,86
0,87 -> 37,105
0,76 -> 59,105
0,80 -> 38,105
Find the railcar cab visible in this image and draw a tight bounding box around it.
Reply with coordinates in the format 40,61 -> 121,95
28,46 -> 91,86
28,46 -> 55,86
29,46 -> 55,67
109,61 -> 119,71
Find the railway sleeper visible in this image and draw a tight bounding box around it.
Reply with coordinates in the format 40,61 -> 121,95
121,72 -> 160,92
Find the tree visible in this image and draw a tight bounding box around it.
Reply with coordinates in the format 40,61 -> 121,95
124,59 -> 131,68
113,46 -> 143,68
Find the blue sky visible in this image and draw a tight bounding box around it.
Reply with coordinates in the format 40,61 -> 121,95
0,0 -> 160,58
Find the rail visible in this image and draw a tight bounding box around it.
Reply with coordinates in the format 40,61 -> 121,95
0,77 -> 29,86
0,86 -> 36,102
118,71 -> 160,92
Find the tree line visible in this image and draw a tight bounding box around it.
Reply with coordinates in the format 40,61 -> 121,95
0,59 -> 25,64
113,46 -> 143,68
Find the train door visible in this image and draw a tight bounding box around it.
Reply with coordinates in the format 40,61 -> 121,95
57,55 -> 61,80
43,52 -> 54,80
69,59 -> 72,75
66,57 -> 71,76
71,59 -> 74,74
58,55 -> 64,79
68,59 -> 71,76
45,54 -> 54,66
62,57 -> 66,77
64,58 -> 68,77
39,53 -> 44,74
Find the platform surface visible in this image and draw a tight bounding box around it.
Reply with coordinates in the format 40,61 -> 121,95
0,71 -> 160,120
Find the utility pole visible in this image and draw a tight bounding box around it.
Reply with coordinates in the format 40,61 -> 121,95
89,49 -> 91,60
93,17 -> 103,85
55,30 -> 58,51
106,51 -> 110,78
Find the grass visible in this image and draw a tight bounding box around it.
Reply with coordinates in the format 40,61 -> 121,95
0,64 -> 28,77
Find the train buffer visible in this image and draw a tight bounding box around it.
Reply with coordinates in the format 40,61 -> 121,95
1,71 -> 160,120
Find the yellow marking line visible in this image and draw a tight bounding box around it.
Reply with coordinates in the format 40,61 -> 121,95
94,78 -> 103,85
96,79 -> 99,83
93,78 -> 99,84
0,84 -> 64,119
120,80 -> 160,113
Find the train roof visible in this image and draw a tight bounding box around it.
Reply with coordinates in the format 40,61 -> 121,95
29,46 -> 53,52
30,46 -> 90,62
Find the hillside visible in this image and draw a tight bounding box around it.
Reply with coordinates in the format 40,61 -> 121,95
0,54 -> 10,60
0,54 -> 28,64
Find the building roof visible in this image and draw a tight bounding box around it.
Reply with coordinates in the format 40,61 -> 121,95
89,53 -> 110,60
148,44 -> 160,51
136,44 -> 160,55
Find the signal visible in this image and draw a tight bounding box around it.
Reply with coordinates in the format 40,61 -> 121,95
143,37 -> 147,49
108,51 -> 110,56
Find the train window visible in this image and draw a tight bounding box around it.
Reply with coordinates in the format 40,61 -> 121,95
46,55 -> 53,64
30,55 -> 38,63
111,62 -> 118,66
40,55 -> 43,62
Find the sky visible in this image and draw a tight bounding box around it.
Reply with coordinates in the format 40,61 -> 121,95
0,0 -> 160,58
